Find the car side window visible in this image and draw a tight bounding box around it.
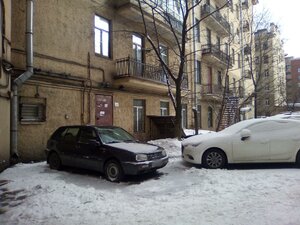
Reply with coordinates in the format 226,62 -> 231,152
79,128 -> 97,143
63,127 -> 80,142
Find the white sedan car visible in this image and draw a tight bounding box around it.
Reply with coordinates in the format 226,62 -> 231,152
182,118 -> 300,169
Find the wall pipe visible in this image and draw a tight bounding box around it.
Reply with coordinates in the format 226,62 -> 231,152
11,0 -> 34,159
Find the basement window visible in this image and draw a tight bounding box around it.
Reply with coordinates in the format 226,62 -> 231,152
19,97 -> 46,123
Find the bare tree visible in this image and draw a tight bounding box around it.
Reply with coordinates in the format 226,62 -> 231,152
136,0 -> 229,137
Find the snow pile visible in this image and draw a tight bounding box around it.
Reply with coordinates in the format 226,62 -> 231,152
148,138 -> 181,158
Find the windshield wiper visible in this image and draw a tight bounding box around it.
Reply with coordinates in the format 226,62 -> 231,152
123,139 -> 136,143
106,141 -> 120,144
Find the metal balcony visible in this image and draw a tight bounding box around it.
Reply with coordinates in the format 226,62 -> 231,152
201,44 -> 232,69
201,4 -> 230,36
114,57 -> 188,92
114,0 -> 183,36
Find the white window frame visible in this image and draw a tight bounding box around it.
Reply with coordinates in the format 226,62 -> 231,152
94,15 -> 110,57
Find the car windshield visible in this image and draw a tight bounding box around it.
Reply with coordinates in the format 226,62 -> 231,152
95,127 -> 135,144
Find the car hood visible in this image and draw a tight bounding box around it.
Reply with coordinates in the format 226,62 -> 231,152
182,132 -> 224,146
106,142 -> 159,154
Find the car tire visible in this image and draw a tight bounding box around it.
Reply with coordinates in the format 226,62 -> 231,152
104,160 -> 124,182
296,151 -> 300,168
202,149 -> 226,169
48,152 -> 62,170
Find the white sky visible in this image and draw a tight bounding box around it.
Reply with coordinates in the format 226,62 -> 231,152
255,0 -> 300,58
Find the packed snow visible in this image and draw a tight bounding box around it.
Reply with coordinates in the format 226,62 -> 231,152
1,138 -> 300,225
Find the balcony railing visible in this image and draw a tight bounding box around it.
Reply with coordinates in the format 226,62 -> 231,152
201,44 -> 232,66
201,84 -> 223,96
201,4 -> 230,34
115,57 -> 188,89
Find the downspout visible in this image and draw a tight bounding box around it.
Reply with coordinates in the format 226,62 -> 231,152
11,0 -> 34,159
192,3 -> 198,135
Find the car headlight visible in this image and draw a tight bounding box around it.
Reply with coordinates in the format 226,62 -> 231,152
191,142 -> 202,147
136,154 -> 148,162
161,149 -> 167,157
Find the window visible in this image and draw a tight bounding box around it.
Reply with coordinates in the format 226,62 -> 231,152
264,69 -> 269,77
208,106 -> 213,128
159,45 -> 168,65
132,34 -> 143,62
159,45 -> 168,82
265,98 -> 270,106
195,60 -> 201,84
182,104 -> 188,129
263,55 -> 269,64
224,43 -> 229,55
298,68 -> 300,73
63,127 -> 80,143
216,36 -> 221,50
19,97 -> 46,122
94,15 -> 110,57
231,48 -> 235,65
133,99 -> 145,132
238,53 -> 241,68
133,34 -> 143,76
263,42 -> 268,50
217,71 -> 222,87
160,101 -> 169,116
79,128 -> 97,143
255,56 -> 259,64
206,28 -> 211,45
195,19 -> 200,42
197,104 -> 202,128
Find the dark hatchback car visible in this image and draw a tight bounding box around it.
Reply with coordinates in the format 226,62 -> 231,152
45,125 -> 168,182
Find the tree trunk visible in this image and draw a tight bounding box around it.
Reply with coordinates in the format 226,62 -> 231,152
174,81 -> 182,139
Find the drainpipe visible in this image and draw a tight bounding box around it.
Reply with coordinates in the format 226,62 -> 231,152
11,0 -> 34,159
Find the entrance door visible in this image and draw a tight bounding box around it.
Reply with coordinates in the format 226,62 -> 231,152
95,95 -> 113,126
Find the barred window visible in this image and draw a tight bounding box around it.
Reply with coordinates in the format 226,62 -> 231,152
20,97 -> 46,123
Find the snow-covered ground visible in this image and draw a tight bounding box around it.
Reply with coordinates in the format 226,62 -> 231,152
1,139 -> 300,225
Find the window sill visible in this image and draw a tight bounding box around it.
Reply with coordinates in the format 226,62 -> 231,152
20,121 -> 45,125
94,53 -> 113,61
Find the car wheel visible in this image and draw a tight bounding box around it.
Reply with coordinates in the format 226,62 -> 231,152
202,149 -> 226,169
296,151 -> 300,168
104,160 -> 124,182
48,152 -> 62,170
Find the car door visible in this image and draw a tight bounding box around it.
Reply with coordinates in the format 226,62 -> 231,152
77,127 -> 105,171
56,127 -> 80,166
232,121 -> 271,162
269,120 -> 300,161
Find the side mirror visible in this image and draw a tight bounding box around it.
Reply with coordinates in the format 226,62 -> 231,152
240,129 -> 251,141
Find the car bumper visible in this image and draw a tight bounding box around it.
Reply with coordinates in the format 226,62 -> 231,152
182,145 -> 202,164
122,156 -> 169,175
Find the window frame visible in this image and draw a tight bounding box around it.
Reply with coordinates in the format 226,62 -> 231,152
133,99 -> 145,133
94,15 -> 111,58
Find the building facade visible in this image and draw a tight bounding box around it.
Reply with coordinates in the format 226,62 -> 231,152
255,23 -> 286,117
286,57 -> 300,110
190,0 -> 257,131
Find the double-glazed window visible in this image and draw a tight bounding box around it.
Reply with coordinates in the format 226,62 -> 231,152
133,99 -> 145,133
94,15 -> 110,57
